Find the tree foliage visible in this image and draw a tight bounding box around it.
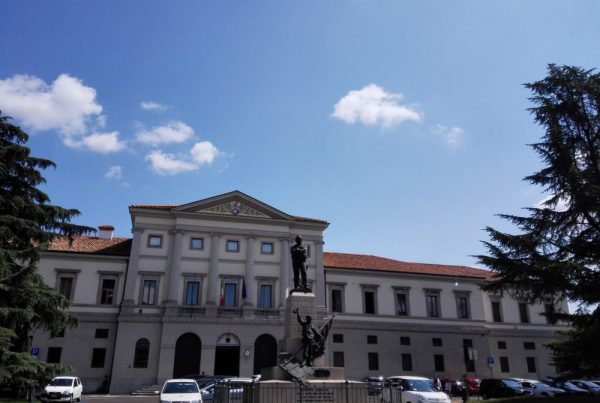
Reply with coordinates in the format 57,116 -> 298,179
0,112 -> 94,391
477,65 -> 600,378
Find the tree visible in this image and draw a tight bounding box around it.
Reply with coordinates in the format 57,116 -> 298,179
0,112 -> 94,393
477,65 -> 600,378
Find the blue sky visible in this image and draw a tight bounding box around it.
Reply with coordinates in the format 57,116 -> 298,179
1,1 -> 599,268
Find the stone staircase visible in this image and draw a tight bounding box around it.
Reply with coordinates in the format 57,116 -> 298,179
131,384 -> 161,395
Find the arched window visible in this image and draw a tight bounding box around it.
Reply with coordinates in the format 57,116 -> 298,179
133,338 -> 150,368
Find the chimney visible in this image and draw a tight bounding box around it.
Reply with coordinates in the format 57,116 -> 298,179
98,225 -> 115,240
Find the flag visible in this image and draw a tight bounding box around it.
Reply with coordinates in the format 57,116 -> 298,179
219,282 -> 224,307
242,278 -> 247,301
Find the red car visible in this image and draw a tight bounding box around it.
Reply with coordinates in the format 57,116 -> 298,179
466,378 -> 481,395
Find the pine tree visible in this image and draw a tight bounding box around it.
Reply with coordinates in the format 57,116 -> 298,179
0,112 -> 94,393
477,65 -> 600,378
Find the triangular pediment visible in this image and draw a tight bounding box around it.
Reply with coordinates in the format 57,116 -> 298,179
173,191 -> 293,221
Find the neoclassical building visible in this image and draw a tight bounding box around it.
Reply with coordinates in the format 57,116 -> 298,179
33,191 -> 567,394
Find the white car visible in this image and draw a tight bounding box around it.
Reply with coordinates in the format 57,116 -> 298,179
160,379 -> 202,403
382,376 -> 451,403
40,376 -> 83,403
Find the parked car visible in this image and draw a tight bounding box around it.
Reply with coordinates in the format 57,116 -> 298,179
479,378 -> 532,399
465,378 -> 481,395
362,376 -> 384,396
557,381 -> 589,395
382,376 -> 451,403
40,376 -> 83,403
200,377 -> 254,403
510,379 -> 566,397
450,380 -> 465,396
160,379 -> 202,403
570,380 -> 600,395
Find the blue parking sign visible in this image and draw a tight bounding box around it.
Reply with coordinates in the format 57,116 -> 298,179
31,347 -> 39,357
487,356 -> 494,366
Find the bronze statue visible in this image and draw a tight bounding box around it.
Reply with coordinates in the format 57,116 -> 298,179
293,308 -> 332,367
290,235 -> 309,292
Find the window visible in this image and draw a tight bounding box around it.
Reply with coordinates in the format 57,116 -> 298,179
58,276 -> 74,301
190,237 -> 204,250
331,288 -> 344,313
91,348 -> 106,368
368,352 -> 379,371
526,357 -> 537,373
261,242 -> 274,254
222,282 -> 238,307
401,353 -> 413,371
432,338 -> 442,347
142,279 -> 157,305
455,293 -> 470,319
434,354 -> 445,372
258,284 -> 273,308
367,335 -> 378,344
519,302 -> 530,323
394,289 -> 409,316
544,302 -> 557,324
99,278 -> 116,305
500,356 -> 510,372
400,336 -> 411,346
95,329 -> 109,339
185,281 -> 200,305
497,341 -> 507,350
523,342 -> 536,350
362,286 -> 378,314
148,234 -> 162,248
47,347 -> 62,363
226,240 -> 240,252
332,334 -> 344,343
133,338 -> 150,368
491,300 -> 503,322
333,351 -> 345,367
425,290 -> 441,318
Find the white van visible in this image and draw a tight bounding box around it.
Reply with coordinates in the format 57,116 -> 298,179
382,376 -> 451,403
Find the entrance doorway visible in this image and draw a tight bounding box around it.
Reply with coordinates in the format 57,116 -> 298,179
214,333 -> 240,376
253,334 -> 277,375
173,333 -> 201,378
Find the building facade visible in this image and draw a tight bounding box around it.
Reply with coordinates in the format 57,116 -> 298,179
33,191 -> 567,394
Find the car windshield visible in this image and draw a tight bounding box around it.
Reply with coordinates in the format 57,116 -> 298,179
535,383 -> 551,389
563,382 -> 578,388
580,381 -> 599,388
50,379 -> 73,387
502,380 -> 523,388
401,379 -> 437,392
163,382 -> 199,394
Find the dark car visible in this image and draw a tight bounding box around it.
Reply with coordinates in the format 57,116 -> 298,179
558,381 -> 589,395
479,378 -> 532,399
362,376 -> 384,395
570,380 -> 600,395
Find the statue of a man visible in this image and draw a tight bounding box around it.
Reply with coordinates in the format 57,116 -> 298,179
294,309 -> 321,367
290,235 -> 309,291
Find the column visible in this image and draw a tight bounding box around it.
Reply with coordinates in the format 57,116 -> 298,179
123,228 -> 143,304
244,235 -> 255,307
166,230 -> 184,303
315,240 -> 326,306
279,237 -> 290,307
206,232 -> 220,305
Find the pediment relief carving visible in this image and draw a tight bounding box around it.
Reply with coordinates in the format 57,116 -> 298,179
198,200 -> 270,218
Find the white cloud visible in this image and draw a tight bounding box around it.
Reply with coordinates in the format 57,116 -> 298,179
0,74 -> 102,135
105,165 -> 123,180
64,131 -> 126,154
434,124 -> 464,146
332,84 -> 423,128
136,121 -> 194,146
145,150 -> 198,175
140,101 -> 167,112
536,194 -> 569,212
191,141 -> 220,165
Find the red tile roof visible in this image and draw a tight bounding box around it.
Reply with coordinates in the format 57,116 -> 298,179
130,204 -> 328,224
46,237 -> 132,256
324,252 -> 492,280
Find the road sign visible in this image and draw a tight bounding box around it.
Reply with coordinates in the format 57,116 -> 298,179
31,347 -> 40,358
487,356 -> 494,366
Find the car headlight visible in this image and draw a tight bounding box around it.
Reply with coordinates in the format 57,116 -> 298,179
62,391 -> 71,396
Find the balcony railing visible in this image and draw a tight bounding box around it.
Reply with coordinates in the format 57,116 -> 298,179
178,307 -> 206,317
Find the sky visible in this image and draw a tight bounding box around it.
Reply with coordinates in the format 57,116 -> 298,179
1,1 -> 599,269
